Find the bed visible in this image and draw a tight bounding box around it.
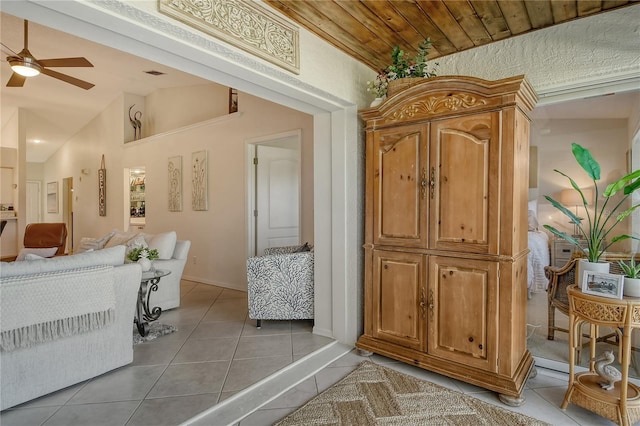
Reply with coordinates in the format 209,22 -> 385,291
527,203 -> 550,298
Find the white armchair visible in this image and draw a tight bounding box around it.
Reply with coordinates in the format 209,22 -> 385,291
247,245 -> 314,328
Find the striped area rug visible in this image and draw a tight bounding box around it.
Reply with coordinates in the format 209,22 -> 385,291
275,360 -> 549,425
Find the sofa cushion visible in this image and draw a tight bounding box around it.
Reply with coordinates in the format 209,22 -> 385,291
0,246 -> 126,278
76,231 -> 115,253
103,230 -> 136,249
16,247 -> 58,261
148,231 -> 177,260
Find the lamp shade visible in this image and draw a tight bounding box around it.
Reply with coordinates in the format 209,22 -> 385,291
559,188 -> 594,206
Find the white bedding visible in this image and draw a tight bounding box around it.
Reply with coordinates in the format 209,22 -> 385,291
528,230 -> 550,294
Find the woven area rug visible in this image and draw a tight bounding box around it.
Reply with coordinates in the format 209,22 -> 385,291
275,361 -> 549,425
132,323 -> 176,345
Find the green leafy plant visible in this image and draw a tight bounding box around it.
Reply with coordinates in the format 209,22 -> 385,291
366,38 -> 438,99
544,143 -> 640,262
618,257 -> 640,279
127,247 -> 159,262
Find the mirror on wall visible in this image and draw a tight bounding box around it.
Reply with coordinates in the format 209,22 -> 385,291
526,89 -> 640,377
129,167 -> 145,228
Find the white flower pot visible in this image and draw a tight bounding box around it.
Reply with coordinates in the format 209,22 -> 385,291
624,277 -> 640,297
137,257 -> 152,272
576,259 -> 610,289
370,97 -> 384,107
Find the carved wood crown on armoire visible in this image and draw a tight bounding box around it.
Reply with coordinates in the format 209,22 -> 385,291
357,75 -> 538,405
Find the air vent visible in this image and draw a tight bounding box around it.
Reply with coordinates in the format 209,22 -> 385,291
144,70 -> 166,76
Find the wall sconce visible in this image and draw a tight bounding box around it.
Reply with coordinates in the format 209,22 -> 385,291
81,168 -> 90,175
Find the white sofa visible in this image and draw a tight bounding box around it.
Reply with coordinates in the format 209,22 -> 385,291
0,246 -> 141,410
78,230 -> 191,311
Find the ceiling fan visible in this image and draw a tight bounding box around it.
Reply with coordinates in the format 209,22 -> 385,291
1,20 -> 94,90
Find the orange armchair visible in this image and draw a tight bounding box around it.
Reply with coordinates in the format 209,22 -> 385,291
23,223 -> 67,256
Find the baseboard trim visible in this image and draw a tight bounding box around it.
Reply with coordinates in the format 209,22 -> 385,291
181,340 -> 352,426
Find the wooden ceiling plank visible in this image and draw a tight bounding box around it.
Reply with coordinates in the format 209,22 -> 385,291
264,1 -> 383,70
523,0 -> 555,29
577,1 -> 604,16
496,0 -> 532,35
392,0 -> 458,56
443,0 -> 493,45
415,1 -> 475,50
335,1 -> 411,51
550,0 -> 577,22
468,0 -> 512,40
360,0 -> 429,54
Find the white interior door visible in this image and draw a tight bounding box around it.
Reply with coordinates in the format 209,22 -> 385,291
256,144 -> 300,255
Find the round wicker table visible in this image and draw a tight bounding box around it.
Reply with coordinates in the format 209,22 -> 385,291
563,285 -> 640,425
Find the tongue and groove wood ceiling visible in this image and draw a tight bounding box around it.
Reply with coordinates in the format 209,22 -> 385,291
264,0 -> 637,71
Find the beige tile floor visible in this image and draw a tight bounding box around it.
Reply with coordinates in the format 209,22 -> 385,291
0,280 -> 621,425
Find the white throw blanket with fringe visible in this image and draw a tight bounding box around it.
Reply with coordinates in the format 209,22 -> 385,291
1,265 -> 116,352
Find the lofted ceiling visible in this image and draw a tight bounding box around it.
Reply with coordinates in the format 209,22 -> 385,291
265,0 -> 638,71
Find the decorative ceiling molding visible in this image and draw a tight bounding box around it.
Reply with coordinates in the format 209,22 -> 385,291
158,0 -> 300,74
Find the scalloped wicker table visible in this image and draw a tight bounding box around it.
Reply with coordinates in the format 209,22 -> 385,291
563,285 -> 640,425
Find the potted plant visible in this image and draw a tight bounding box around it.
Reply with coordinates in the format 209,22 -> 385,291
365,38 -> 439,103
544,143 -> 640,284
619,257 -> 640,297
127,247 -> 159,271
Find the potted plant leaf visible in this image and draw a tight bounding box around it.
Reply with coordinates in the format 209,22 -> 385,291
544,143 -> 640,284
619,257 -> 640,297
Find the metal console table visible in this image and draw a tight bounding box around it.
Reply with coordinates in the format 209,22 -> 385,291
135,269 -> 171,336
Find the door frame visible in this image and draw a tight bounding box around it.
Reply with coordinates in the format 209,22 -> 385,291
246,129 -> 302,257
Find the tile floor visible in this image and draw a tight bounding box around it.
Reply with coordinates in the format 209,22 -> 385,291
0,280 -> 622,426
0,280 -> 333,426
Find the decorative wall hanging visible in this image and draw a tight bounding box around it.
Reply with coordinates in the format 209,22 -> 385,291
191,150 -> 208,211
129,104 -> 143,140
229,88 -> 238,113
158,0 -> 300,74
46,181 -> 58,214
168,155 -> 183,212
98,155 -> 107,216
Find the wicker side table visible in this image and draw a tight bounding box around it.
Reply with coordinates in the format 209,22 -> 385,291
563,285 -> 640,425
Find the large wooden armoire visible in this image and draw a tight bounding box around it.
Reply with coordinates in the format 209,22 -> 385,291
357,75 -> 538,404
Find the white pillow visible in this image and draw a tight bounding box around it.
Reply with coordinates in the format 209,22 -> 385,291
16,247 -> 58,261
124,233 -> 149,262
104,231 -> 136,248
148,231 -> 177,260
77,230 -> 115,253
528,199 -> 537,215
24,253 -> 46,261
528,210 -> 539,231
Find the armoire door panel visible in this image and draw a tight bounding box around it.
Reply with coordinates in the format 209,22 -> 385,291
428,256 -> 497,371
372,250 -> 426,351
430,113 -> 500,254
373,125 -> 428,247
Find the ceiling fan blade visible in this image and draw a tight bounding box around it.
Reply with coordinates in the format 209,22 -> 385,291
6,73 -> 26,87
38,57 -> 94,68
41,68 -> 94,90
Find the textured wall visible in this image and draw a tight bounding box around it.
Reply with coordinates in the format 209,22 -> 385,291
432,6 -> 639,96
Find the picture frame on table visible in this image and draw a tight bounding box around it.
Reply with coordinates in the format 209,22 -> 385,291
582,271 -> 624,299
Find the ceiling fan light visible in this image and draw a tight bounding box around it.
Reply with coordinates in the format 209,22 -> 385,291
9,58 -> 42,77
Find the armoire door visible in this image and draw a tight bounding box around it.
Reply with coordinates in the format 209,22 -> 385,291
427,256 -> 498,371
371,249 -> 426,351
429,112 -> 500,254
372,124 -> 428,248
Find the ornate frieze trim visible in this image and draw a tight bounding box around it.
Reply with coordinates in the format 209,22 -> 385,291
159,0 -> 300,74
389,94 -> 488,122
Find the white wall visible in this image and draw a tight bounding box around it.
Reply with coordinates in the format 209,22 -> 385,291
41,84 -> 313,291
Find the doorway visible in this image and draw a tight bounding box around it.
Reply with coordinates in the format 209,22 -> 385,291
247,130 -> 301,257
